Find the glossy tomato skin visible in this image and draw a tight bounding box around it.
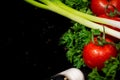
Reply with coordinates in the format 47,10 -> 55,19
90,0 -> 120,16
99,14 -> 120,21
83,38 -> 117,70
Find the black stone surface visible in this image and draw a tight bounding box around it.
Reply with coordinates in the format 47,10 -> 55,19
2,0 -> 120,80
2,0 -> 72,79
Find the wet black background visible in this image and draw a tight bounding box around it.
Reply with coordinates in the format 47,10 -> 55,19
2,0 -> 120,80
2,0 -> 73,79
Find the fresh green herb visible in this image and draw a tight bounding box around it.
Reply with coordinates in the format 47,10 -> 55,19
88,56 -> 120,80
63,0 -> 91,12
88,68 -> 104,80
59,23 -> 101,68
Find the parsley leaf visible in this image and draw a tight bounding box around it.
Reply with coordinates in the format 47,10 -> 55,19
88,56 -> 120,80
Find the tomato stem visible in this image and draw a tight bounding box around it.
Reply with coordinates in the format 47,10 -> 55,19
102,26 -> 105,40
105,4 -> 120,17
96,26 -> 107,46
91,30 -> 95,43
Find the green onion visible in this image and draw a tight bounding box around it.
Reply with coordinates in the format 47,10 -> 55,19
53,0 -> 120,29
25,0 -> 120,39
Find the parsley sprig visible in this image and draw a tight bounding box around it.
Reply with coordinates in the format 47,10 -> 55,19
59,23 -> 100,68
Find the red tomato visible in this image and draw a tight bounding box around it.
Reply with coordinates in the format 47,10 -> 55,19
83,37 -> 117,70
90,0 -> 120,16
